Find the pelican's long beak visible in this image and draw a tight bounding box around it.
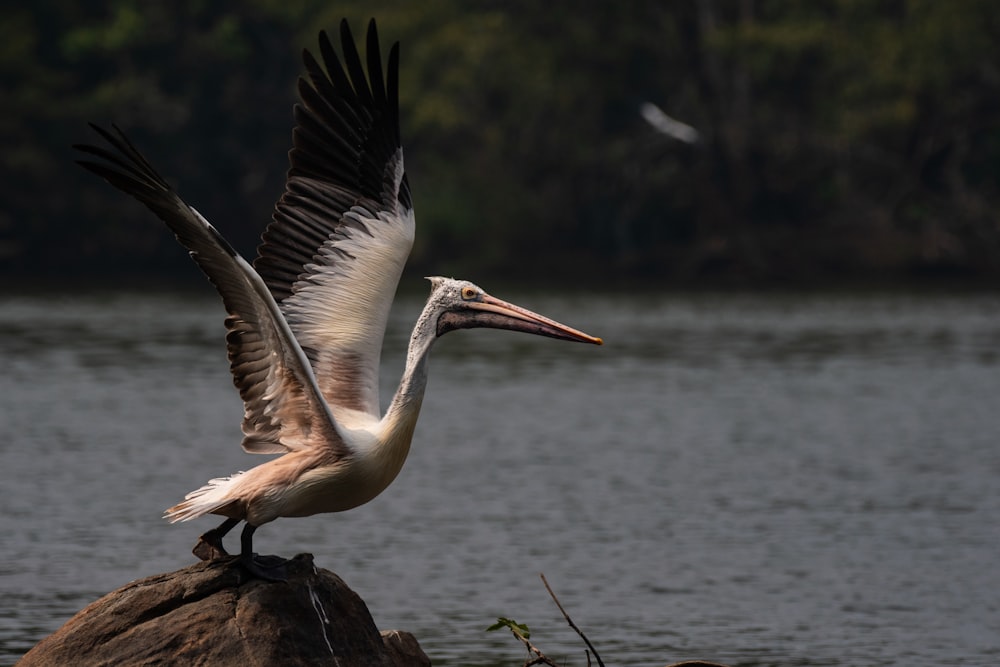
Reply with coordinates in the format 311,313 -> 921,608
439,293 -> 603,345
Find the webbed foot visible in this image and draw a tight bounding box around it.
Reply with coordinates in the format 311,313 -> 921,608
240,552 -> 289,582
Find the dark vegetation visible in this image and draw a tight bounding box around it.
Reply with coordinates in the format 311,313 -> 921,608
2,1 -> 998,287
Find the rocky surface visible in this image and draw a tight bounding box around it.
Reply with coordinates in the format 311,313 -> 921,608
18,554 -> 430,666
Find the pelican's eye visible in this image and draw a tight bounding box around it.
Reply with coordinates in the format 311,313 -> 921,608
461,286 -> 478,301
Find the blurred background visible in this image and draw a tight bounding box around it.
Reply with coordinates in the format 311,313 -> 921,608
3,3 -> 1000,666
2,0 -> 999,286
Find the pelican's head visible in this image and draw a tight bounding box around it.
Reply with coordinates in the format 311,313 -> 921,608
425,276 -> 602,345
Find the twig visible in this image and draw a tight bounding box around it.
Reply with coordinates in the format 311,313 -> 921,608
510,624 -> 559,666
539,573 -> 606,667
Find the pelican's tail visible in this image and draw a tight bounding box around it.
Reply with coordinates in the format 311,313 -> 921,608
164,473 -> 245,523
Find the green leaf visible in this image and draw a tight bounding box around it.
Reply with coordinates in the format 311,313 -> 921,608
486,617 -> 531,639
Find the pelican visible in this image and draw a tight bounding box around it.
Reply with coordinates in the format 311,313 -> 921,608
74,19 -> 601,580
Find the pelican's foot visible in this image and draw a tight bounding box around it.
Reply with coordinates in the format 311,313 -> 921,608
193,530 -> 230,562
240,553 -> 289,582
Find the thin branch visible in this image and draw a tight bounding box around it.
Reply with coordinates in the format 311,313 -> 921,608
539,573 -> 606,667
509,626 -> 559,667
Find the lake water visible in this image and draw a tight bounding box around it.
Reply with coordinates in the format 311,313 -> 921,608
1,287 -> 998,666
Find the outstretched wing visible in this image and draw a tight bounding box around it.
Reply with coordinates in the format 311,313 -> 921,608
74,126 -> 348,457
254,19 -> 414,420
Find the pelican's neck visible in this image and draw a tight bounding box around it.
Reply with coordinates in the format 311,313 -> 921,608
382,299 -> 439,433
348,302 -> 438,502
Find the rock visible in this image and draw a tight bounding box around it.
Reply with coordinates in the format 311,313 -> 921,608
18,554 -> 430,667
381,630 -> 432,666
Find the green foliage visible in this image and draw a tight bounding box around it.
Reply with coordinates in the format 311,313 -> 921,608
2,0 -> 998,283
486,617 -> 531,639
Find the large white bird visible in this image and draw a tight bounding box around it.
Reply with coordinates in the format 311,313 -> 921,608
75,19 -> 601,580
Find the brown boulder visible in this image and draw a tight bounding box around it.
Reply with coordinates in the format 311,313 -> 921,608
19,554 -> 429,666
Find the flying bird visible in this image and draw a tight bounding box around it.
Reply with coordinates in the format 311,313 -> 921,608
74,19 -> 601,580
639,101 -> 700,144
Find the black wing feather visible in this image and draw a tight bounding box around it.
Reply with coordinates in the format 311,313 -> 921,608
73,125 -> 345,454
255,18 -> 406,302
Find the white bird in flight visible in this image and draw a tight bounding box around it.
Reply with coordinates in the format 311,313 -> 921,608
74,19 -> 601,580
639,101 -> 700,144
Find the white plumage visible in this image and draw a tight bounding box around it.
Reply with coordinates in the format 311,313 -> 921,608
75,19 -> 600,580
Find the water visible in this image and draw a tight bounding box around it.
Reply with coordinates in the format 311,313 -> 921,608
1,287 -> 999,666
